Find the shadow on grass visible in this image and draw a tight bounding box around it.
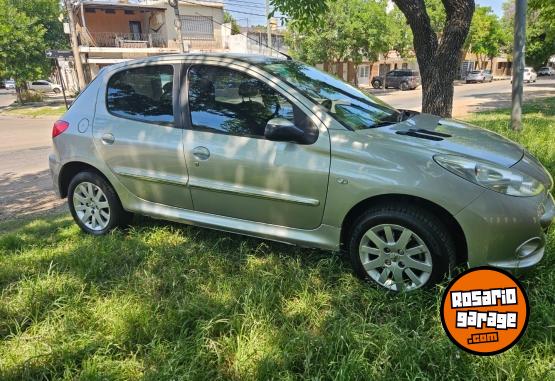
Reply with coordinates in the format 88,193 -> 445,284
1,212 -> 553,380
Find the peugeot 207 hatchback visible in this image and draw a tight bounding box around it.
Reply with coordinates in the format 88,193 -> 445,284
49,54 -> 554,291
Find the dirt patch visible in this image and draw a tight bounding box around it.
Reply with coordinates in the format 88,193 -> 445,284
0,169 -> 67,221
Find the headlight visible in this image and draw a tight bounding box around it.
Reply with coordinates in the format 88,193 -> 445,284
434,155 -> 544,197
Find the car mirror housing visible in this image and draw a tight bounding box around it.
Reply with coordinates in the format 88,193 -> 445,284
264,118 -> 307,144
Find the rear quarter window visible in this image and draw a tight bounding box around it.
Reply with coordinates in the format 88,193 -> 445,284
106,65 -> 174,125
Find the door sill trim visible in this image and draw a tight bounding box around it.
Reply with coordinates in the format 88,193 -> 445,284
127,199 -> 339,251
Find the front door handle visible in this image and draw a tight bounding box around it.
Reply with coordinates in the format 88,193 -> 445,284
192,146 -> 210,161
101,133 -> 115,145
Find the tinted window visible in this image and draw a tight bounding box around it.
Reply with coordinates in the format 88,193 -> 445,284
107,65 -> 174,125
188,65 -> 315,140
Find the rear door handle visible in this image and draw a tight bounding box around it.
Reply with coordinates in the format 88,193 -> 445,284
101,133 -> 115,145
192,146 -> 210,161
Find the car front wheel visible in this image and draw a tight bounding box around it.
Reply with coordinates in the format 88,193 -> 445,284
348,204 -> 456,291
53,88 -> 61,94
372,80 -> 381,89
400,82 -> 409,91
68,171 -> 132,235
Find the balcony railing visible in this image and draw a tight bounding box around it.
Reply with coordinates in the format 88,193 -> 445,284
80,30 -> 167,48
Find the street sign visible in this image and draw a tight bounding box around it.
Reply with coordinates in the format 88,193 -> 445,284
45,50 -> 73,59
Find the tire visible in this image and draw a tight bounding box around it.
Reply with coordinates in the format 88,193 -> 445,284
372,80 -> 381,89
400,82 -> 409,91
53,88 -> 61,94
68,171 -> 133,235
347,203 -> 456,292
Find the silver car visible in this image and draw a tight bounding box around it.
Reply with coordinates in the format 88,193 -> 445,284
49,54 -> 554,291
465,70 -> 493,83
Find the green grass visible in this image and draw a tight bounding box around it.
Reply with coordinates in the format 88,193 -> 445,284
1,105 -> 66,118
1,99 -> 554,380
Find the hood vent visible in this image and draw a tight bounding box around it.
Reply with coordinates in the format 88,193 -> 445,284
396,129 -> 452,141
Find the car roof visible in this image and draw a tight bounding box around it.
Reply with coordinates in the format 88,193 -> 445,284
109,53 -> 288,71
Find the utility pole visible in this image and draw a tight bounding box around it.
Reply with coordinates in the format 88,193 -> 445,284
168,0 -> 185,52
64,0 -> 86,90
266,0 -> 272,56
511,0 -> 527,131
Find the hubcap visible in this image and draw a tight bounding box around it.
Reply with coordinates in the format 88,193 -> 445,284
359,224 -> 432,291
73,182 -> 110,231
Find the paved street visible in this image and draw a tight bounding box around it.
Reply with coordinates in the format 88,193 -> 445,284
0,78 -> 554,221
0,100 -> 64,220
370,76 -> 555,116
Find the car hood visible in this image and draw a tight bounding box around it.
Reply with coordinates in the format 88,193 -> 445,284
358,114 -> 524,167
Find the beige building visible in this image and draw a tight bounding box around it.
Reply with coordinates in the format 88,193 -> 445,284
71,0 -> 225,80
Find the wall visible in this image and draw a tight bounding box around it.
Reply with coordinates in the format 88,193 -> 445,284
83,8 -> 149,35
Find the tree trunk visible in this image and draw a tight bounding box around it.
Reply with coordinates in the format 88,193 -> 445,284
393,0 -> 475,117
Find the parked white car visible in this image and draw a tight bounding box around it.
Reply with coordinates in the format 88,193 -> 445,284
4,80 -> 15,90
538,67 -> 555,76
28,80 -> 62,93
523,67 -> 537,83
465,70 -> 493,83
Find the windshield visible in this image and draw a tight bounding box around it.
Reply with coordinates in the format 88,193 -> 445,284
261,61 -> 401,130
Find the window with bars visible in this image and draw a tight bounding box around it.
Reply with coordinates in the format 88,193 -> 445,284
180,15 -> 214,40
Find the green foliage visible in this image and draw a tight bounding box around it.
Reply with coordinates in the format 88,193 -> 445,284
0,97 -> 554,379
467,6 -> 508,65
502,0 -> 555,67
285,0 -> 392,72
527,0 -> 555,67
424,0 -> 447,35
0,0 -> 47,89
224,11 -> 241,35
0,0 -> 66,103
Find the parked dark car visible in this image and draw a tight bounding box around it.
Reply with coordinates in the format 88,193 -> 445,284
371,70 -> 421,91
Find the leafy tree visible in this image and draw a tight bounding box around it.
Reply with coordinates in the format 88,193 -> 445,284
527,0 -> 555,67
467,6 -> 507,69
285,0 -> 391,85
0,0 -> 47,103
224,11 -> 241,35
271,0 -> 476,117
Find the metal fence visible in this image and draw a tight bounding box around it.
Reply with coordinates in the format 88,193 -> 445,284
82,30 -> 167,48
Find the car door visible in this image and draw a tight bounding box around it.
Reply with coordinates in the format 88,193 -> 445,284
181,63 -> 330,230
92,62 -> 193,210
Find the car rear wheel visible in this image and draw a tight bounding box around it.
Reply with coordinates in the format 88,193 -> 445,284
348,204 -> 456,291
68,171 -> 132,235
53,88 -> 61,94
400,82 -> 409,91
372,80 -> 381,89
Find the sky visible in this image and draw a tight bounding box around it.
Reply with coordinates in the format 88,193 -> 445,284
476,0 -> 506,16
224,0 -> 508,27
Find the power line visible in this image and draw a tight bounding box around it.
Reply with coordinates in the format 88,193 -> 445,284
179,2 -> 291,59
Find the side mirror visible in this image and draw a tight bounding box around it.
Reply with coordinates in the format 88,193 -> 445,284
264,118 -> 306,144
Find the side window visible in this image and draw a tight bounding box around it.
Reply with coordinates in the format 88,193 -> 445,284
187,65 -> 316,140
107,65 -> 174,125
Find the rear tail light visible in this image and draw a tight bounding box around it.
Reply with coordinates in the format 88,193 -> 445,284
52,120 -> 69,138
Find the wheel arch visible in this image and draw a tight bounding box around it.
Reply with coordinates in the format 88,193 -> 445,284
340,194 -> 468,265
58,161 -> 112,198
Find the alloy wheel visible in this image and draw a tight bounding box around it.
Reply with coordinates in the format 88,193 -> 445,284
72,182 -> 110,231
358,224 -> 433,291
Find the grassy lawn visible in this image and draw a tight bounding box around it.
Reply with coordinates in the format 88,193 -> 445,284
1,99 -> 554,380
1,105 -> 66,118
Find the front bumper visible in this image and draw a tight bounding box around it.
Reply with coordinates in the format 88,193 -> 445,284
455,190 -> 554,274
